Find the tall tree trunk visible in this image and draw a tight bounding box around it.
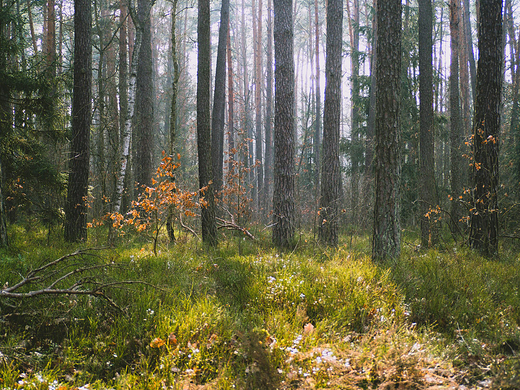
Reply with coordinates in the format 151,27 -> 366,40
319,0 -> 343,247
365,0 -> 376,175
313,0 -> 321,197
372,0 -> 402,261
462,0 -> 477,101
449,0 -> 465,233
227,25 -> 235,174
64,0 -> 92,242
166,0 -> 179,243
134,0 -> 153,188
469,0 -> 502,256
254,0 -> 264,212
264,0 -> 273,207
272,0 -> 295,248
347,0 -> 360,227
419,0 -> 438,247
113,6 -> 142,214
211,0 -> 230,194
198,0 -> 217,246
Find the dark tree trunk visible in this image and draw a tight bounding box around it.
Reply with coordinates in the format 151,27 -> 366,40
272,0 -> 295,248
318,0 -> 343,247
419,0 -> 438,247
134,0 -> 153,188
449,0 -> 465,233
469,0 -> 502,256
64,0 -> 92,242
372,0 -> 401,261
211,0 -> 230,194
198,0 -> 217,246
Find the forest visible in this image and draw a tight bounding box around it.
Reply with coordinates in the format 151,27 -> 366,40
1,0 -> 520,388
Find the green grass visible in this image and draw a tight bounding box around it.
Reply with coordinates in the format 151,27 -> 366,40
1,225 -> 519,388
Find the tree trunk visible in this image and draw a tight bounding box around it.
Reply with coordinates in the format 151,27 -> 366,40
198,0 -> 217,246
372,0 -> 402,261
254,0 -> 264,212
264,0 -> 273,208
211,0 -> 230,194
113,6 -> 142,215
0,157 -> 7,247
134,0 -> 153,188
462,0 -> 477,101
419,0 -> 438,247
449,0 -> 465,233
272,0 -> 295,248
64,0 -> 92,242
166,0 -> 179,244
313,0 -> 321,197
227,25 -> 235,174
319,0 -> 343,247
469,0 -> 502,256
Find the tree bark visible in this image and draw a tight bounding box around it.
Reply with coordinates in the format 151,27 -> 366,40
372,0 -> 402,261
198,0 -> 217,246
254,0 -> 264,212
449,0 -> 465,233
419,0 -> 438,247
64,0 -> 92,242
134,0 -> 154,188
264,0 -> 273,208
469,0 -> 502,256
319,0 -> 342,246
211,0 -> 230,194
272,0 -> 295,248
313,0 -> 321,197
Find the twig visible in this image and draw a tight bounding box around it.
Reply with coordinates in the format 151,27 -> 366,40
179,213 -> 199,239
216,217 -> 255,240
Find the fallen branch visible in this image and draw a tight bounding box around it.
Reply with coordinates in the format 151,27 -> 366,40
216,209 -> 255,240
179,212 -> 199,239
0,248 -> 160,312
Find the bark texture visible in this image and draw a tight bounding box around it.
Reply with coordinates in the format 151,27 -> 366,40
469,0 -> 502,256
211,0 -> 230,193
64,0 -> 92,242
372,0 -> 401,261
419,0 -> 438,247
272,0 -> 295,248
319,0 -> 343,247
198,0 -> 217,246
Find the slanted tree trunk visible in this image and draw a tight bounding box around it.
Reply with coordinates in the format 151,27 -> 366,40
469,0 -> 502,256
272,0 -> 295,248
419,0 -> 438,247
211,0 -> 230,194
64,0 -> 92,242
198,0 -> 217,246
372,0 -> 402,261
318,0 -> 342,247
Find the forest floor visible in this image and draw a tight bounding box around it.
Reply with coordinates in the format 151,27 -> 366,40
1,224 -> 519,389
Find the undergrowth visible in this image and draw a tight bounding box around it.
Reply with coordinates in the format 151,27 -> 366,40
0,225 -> 519,389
